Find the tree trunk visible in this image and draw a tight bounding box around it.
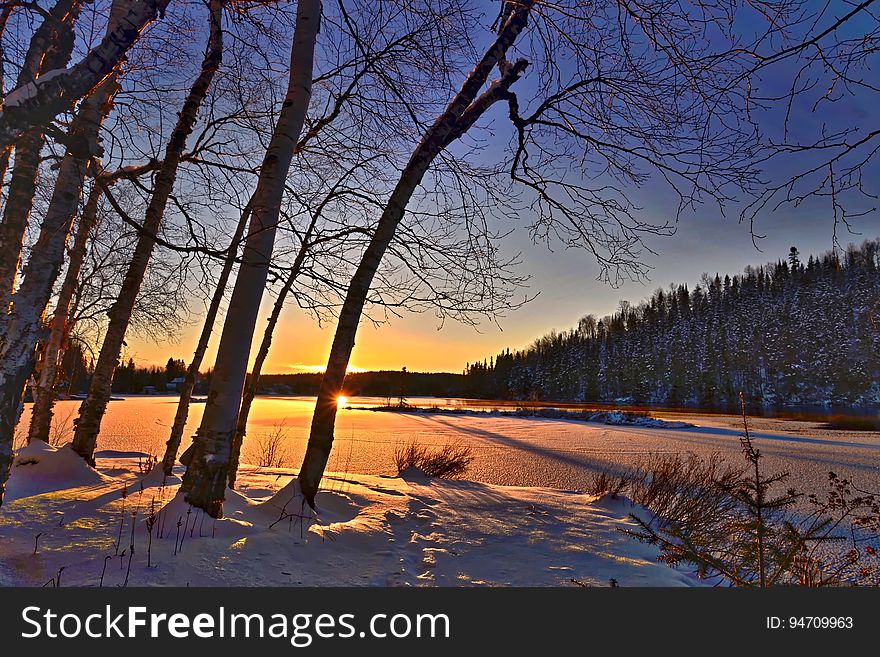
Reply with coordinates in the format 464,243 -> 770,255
0,0 -> 81,333
0,2 -> 110,506
0,0 -> 171,151
160,201 -> 252,475
294,3 -> 533,507
180,0 -> 322,518
0,131 -> 45,318
0,3 -> 9,187
27,184 -> 103,444
227,221 -> 316,488
0,146 -> 10,195
70,0 -> 224,466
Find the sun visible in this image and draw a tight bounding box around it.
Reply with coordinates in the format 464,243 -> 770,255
336,395 -> 348,408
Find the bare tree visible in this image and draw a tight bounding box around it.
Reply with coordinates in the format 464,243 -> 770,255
0,74 -> 118,443
23,154 -> 168,447
64,184 -> 190,356
0,3 -> 15,184
295,1 -> 533,506
179,0 -> 322,517
0,1 -> 138,504
6,0 -> 154,456
177,0 -> 521,509
159,199 -> 251,476
225,185 -> 326,488
27,185 -> 102,444
0,0 -> 172,150
70,0 -> 225,466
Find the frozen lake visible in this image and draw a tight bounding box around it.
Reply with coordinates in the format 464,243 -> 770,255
15,395 -> 880,498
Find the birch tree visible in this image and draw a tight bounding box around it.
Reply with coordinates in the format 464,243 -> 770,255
70,0 -> 225,466
0,2 -> 16,185
290,0 -> 804,506
27,186 -> 102,444
23,160 -> 166,447
180,0 -> 322,517
4,0 -> 151,456
0,0 -> 82,332
0,0 -> 172,150
294,1 -> 534,505
0,74 -> 118,452
224,182 -> 328,487
160,0 -> 424,475
0,1 -> 135,504
159,200 -> 250,475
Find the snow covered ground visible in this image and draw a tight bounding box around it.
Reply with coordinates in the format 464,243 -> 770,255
0,443 -> 698,587
5,397 -> 877,587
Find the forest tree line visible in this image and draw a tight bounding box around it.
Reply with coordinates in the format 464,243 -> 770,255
464,242 -> 880,410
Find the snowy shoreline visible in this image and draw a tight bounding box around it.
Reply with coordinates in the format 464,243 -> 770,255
0,443 -> 699,588
362,404 -> 697,429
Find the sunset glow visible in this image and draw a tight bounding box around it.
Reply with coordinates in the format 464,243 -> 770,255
336,396 -> 348,408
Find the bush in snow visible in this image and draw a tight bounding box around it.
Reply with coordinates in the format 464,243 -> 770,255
625,395 -> 880,586
585,468 -> 629,499
247,424 -> 290,468
394,441 -> 473,479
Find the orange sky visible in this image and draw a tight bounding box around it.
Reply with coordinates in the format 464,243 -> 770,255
125,289 -> 542,374
125,213 -> 853,375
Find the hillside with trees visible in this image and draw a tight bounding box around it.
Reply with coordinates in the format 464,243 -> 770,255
464,242 -> 880,411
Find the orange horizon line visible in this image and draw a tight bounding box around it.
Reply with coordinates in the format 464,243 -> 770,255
261,368 -> 465,376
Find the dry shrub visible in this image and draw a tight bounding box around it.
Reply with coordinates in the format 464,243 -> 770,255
586,468 -> 629,498
588,401 -> 880,586
248,424 -> 289,468
49,405 -> 78,447
628,453 -> 743,533
586,453 -> 742,525
137,454 -> 158,475
621,450 -> 880,586
394,441 -> 473,479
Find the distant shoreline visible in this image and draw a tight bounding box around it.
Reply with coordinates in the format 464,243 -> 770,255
33,391 -> 879,427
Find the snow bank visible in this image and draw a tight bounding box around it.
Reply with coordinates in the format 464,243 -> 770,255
5,442 -> 107,501
0,452 -> 700,587
587,411 -> 694,429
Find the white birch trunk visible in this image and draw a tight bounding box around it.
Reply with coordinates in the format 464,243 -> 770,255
27,184 -> 103,444
180,0 -> 322,518
0,84 -> 118,506
0,3 -> 128,506
160,201 -> 252,475
226,218 -> 317,488
0,0 -> 81,336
